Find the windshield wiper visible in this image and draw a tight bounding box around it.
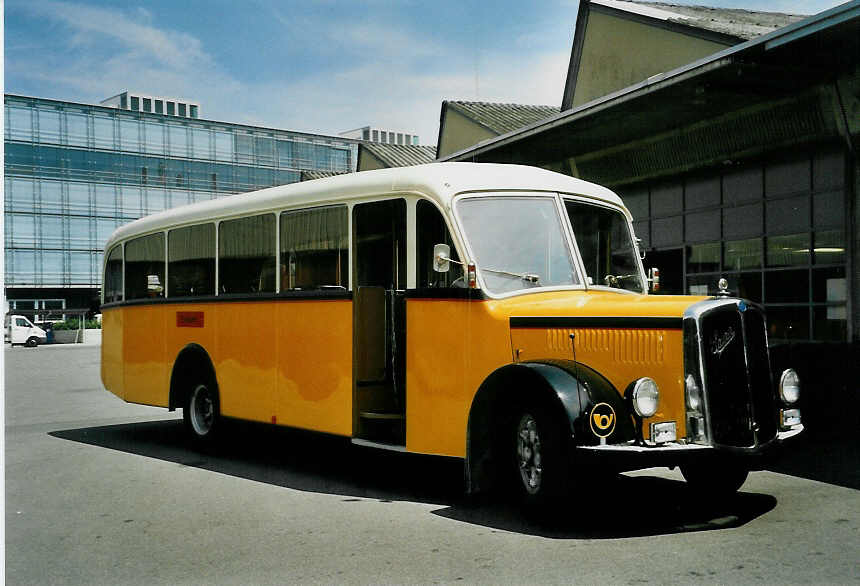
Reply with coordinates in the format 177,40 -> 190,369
482,267 -> 541,284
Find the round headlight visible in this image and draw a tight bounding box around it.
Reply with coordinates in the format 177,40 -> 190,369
632,377 -> 659,418
685,374 -> 703,412
779,369 -> 801,404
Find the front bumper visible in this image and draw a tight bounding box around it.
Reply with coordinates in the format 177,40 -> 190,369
574,425 -> 804,472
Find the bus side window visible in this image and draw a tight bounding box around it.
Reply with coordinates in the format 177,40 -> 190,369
125,233 -> 165,300
218,214 -> 276,294
168,223 -> 215,297
280,206 -> 348,290
416,199 -> 461,288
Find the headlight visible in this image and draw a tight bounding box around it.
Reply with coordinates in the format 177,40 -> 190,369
685,374 -> 703,412
779,369 -> 801,404
632,377 -> 659,417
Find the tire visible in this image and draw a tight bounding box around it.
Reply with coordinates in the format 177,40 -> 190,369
182,381 -> 221,445
680,459 -> 748,499
511,403 -> 571,510
25,337 -> 39,348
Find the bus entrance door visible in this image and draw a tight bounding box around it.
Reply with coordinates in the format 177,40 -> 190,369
352,199 -> 407,445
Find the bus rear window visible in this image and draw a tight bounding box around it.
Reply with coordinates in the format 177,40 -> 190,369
103,244 -> 123,303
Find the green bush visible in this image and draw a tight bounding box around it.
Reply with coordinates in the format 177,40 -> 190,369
52,318 -> 101,330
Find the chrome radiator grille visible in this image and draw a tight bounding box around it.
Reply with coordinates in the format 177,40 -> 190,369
686,300 -> 778,448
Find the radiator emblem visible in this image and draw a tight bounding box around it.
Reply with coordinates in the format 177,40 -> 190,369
710,327 -> 736,357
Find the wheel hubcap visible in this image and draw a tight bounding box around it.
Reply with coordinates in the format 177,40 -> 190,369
517,413 -> 542,494
190,384 -> 214,436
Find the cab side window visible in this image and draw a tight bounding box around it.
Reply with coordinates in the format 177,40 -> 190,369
416,200 -> 461,288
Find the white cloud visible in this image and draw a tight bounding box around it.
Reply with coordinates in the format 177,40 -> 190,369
9,0 -> 572,147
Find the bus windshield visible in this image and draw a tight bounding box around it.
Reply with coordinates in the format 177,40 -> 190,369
457,196 -> 580,294
564,200 -> 644,293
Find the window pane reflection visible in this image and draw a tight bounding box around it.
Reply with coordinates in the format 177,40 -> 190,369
766,233 -> 809,267
813,307 -> 846,341
724,238 -> 761,270
765,269 -> 808,302
813,230 -> 845,265
686,242 -> 720,273
812,267 -> 846,303
766,306 -> 809,341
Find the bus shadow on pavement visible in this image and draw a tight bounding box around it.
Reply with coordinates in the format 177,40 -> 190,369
50,418 -> 776,539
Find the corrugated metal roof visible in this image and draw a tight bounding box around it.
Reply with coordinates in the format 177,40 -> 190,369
362,143 -> 437,167
301,170 -> 348,181
595,1 -> 807,41
446,101 -> 560,136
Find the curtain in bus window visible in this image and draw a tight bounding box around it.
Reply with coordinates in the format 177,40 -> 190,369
104,245 -> 123,303
219,214 -> 276,294
168,224 -> 215,297
280,206 -> 347,290
125,233 -> 165,299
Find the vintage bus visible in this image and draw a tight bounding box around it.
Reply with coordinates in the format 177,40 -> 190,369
101,163 -> 803,507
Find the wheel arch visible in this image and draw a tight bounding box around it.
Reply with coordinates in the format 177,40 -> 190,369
465,360 -> 633,494
168,343 -> 218,412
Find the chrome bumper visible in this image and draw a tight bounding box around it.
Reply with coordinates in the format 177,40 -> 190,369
577,424 -> 804,454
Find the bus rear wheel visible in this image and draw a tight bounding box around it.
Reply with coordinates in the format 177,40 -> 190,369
183,382 -> 220,445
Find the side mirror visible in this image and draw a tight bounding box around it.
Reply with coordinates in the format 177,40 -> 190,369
648,267 -> 660,293
635,237 -> 646,261
433,244 -> 451,273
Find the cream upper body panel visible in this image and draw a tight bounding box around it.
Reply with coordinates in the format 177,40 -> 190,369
104,163 -> 627,251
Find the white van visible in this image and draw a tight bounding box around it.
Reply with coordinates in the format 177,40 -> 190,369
4,315 -> 48,347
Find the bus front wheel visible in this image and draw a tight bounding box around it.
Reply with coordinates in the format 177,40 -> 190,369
511,403 -> 570,510
183,382 -> 221,445
680,459 -> 748,499
25,337 -> 39,348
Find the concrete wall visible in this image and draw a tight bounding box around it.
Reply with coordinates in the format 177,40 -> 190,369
356,149 -> 387,172
437,108 -> 498,160
571,10 -> 729,108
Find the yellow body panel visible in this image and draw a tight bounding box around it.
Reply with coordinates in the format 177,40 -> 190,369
498,291 -> 703,441
102,289 -> 705,456
122,304 -> 168,406
275,300 -> 352,435
405,298 -> 512,457
101,308 -> 124,398
213,302 -> 277,422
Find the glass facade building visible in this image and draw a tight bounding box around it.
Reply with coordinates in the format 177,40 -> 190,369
4,94 -> 357,316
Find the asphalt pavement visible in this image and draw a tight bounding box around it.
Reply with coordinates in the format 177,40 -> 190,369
5,344 -> 859,585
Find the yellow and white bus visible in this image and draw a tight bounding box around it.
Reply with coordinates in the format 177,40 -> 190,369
101,163 -> 803,507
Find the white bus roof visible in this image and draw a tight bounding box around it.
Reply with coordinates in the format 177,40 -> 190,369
105,162 -> 625,249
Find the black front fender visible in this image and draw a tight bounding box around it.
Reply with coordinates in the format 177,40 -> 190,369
465,360 -> 635,494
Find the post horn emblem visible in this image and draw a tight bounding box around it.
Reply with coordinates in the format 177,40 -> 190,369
589,402 -> 616,438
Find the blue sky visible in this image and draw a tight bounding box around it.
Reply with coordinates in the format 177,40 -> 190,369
4,0 -> 849,145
